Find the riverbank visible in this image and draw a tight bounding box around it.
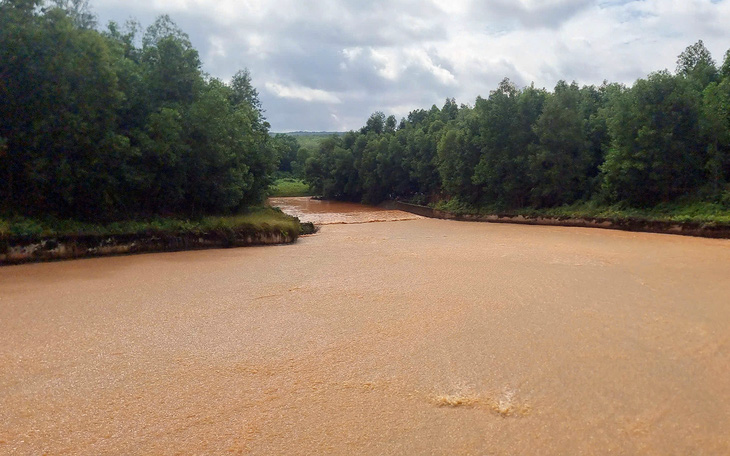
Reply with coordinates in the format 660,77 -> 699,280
387,200 -> 730,239
0,207 -> 307,265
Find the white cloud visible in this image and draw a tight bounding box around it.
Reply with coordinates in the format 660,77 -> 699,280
365,47 -> 456,86
93,0 -> 730,131
265,82 -> 342,104
207,36 -> 226,59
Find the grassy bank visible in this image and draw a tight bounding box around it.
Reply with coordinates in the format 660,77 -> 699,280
432,199 -> 730,225
431,199 -> 730,228
0,207 -> 301,241
0,207 -> 317,266
269,178 -> 313,197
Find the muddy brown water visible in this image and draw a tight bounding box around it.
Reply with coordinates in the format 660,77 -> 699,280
1,197 -> 730,455
268,196 -> 422,225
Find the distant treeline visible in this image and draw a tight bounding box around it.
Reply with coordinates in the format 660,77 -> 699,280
0,0 -> 276,220
304,41 -> 730,209
283,131 -> 346,137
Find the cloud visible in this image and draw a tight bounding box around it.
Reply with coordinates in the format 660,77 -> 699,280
91,0 -> 730,131
264,82 -> 341,104
475,0 -> 596,29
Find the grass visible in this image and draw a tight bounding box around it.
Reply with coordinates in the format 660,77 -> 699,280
269,178 -> 313,197
0,207 -> 301,241
433,199 -> 730,225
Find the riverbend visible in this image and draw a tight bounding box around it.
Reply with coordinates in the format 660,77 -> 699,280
2,199 -> 729,454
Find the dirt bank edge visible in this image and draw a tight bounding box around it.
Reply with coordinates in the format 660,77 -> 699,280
0,229 -> 298,266
387,201 -> 730,239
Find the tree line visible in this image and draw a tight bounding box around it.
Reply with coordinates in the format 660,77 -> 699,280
304,41 -> 730,210
0,0 -> 276,221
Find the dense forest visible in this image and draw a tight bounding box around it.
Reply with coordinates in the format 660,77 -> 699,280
303,42 -> 730,212
0,0 -> 276,221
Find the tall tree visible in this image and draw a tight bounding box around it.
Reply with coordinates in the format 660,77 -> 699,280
230,69 -> 263,115
528,81 -> 590,206
602,71 -> 704,205
472,79 -> 546,207
361,111 -> 386,135
141,15 -> 201,108
50,0 -> 95,28
676,40 -> 718,89
701,78 -> 730,196
1,4 -> 276,219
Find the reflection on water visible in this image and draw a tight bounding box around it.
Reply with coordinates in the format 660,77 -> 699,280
268,196 -> 422,225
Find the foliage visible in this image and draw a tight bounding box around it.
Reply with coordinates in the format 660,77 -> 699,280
472,80 -> 547,207
529,81 -> 598,207
0,207 -> 301,240
601,71 -> 704,205
676,40 -> 717,89
302,42 -> 730,217
0,1 -> 276,221
431,198 -> 730,225
287,132 -> 344,150
3,4 -> 728,223
270,133 -> 306,177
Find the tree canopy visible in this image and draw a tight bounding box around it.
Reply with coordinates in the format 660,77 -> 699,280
305,41 -> 730,209
0,0 -> 276,220
2,9 -> 729,219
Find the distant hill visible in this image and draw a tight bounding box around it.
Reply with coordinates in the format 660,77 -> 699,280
282,131 -> 346,137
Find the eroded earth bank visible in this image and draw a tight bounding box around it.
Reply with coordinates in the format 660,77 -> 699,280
1,198 -> 729,454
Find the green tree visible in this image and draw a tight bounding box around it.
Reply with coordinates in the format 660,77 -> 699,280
0,3 -> 129,218
601,71 -> 704,205
472,80 -> 546,207
528,81 -> 590,206
134,107 -> 188,213
385,115 -> 397,134
441,98 -> 459,121
1,4 -> 276,219
701,78 -> 730,196
676,40 -> 717,89
361,111 -> 386,135
141,16 -> 201,108
721,50 -> 730,80
50,0 -> 96,29
438,128 -> 471,197
271,133 -> 301,176
230,69 -> 262,114
406,122 -> 441,197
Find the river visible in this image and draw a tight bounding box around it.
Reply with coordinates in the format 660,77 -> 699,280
267,196 -> 422,224
1,198 -> 729,454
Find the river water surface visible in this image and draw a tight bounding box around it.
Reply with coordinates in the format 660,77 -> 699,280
268,196 -> 422,224
1,198 -> 729,454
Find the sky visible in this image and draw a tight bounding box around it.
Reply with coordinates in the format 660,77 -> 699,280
91,0 -> 730,132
